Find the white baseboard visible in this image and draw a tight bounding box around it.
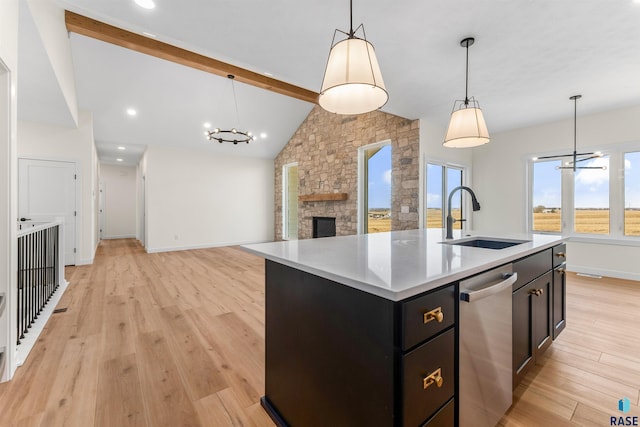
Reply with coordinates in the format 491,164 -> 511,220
567,264 -> 640,282
102,234 -> 136,239
145,239 -> 273,254
15,279 -> 69,368
75,257 -> 93,266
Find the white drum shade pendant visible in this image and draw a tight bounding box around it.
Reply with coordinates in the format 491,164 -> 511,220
318,0 -> 388,115
443,100 -> 490,148
443,37 -> 490,148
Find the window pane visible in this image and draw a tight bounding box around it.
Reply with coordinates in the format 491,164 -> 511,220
625,152 -> 640,236
532,160 -> 562,232
574,156 -> 609,234
447,168 -> 463,229
426,164 -> 443,228
367,145 -> 391,233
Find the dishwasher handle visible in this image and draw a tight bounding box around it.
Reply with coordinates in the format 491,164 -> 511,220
460,272 -> 518,303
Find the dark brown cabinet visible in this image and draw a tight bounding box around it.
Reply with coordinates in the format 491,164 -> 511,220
552,244 -> 567,339
512,244 -> 566,389
262,260 -> 456,427
513,272 -> 553,388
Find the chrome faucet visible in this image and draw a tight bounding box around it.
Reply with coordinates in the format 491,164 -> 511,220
446,186 -> 481,239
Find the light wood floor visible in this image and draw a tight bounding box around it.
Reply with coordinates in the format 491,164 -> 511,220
0,239 -> 638,426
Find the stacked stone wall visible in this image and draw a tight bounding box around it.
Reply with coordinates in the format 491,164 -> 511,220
274,105 -> 420,240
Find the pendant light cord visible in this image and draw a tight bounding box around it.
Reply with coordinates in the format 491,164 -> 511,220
229,75 -> 241,130
572,95 -> 577,171
349,0 -> 354,37
464,42 -> 469,105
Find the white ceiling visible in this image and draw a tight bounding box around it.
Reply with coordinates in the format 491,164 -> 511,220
18,0 -> 640,165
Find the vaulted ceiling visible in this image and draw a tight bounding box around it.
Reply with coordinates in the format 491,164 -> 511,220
18,0 -> 640,165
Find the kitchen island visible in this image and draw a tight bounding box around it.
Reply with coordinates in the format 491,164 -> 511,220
243,229 -> 567,427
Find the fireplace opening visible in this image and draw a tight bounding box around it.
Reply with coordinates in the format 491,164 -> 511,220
312,217 -> 336,238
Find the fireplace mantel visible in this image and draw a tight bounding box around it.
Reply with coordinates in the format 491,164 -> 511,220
298,193 -> 348,202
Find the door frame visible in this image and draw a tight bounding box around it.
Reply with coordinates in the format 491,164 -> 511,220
0,56 -> 16,381
18,156 -> 80,265
282,162 -> 298,240
357,139 -> 391,235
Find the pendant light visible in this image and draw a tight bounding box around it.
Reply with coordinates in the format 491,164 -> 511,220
535,95 -> 606,171
205,75 -> 254,144
318,0 -> 388,115
443,37 -> 490,148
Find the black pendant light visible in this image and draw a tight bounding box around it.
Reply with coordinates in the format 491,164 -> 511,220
536,95 -> 606,171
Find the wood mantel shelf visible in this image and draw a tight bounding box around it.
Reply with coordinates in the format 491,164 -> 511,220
298,193 -> 348,202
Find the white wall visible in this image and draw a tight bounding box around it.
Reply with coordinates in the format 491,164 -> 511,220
99,163 -> 137,239
0,0 -> 19,381
25,0 -> 78,126
17,112 -> 98,265
473,105 -> 640,280
145,145 -> 274,252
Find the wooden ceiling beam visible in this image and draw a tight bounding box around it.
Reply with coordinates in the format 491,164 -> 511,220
64,10 -> 319,105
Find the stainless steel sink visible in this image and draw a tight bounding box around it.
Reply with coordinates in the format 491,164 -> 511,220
441,237 -> 530,250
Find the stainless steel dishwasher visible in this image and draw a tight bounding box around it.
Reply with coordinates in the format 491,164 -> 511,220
460,264 -> 517,427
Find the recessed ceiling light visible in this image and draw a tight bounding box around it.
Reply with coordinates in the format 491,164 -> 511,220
142,32 -> 157,38
134,0 -> 156,9
126,108 -> 137,116
117,146 -> 126,150
116,158 -> 124,162
203,122 -> 211,129
260,132 -> 267,139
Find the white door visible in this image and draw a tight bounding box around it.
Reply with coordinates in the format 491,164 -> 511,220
18,159 -> 77,265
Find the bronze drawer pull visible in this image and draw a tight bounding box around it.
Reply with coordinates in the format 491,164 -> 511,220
555,252 -> 566,258
557,269 -> 566,275
423,368 -> 443,390
528,289 -> 544,296
423,307 -> 444,324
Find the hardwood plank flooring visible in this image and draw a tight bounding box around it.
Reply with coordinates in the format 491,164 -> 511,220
0,239 -> 639,426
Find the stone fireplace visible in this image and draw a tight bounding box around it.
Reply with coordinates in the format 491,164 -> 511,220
273,105 -> 420,241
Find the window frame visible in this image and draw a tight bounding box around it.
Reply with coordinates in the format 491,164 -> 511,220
423,158 -> 469,232
357,140 -> 392,235
282,162 -> 298,240
527,143 -> 640,243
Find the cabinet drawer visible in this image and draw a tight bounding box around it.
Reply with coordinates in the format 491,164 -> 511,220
402,285 -> 455,351
553,244 -> 567,268
421,399 -> 454,427
403,329 -> 455,427
512,248 -> 552,291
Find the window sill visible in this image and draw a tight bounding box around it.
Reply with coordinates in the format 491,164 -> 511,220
568,235 -> 640,247
531,231 -> 640,247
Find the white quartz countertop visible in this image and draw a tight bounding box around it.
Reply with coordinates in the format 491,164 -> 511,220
242,229 -> 566,301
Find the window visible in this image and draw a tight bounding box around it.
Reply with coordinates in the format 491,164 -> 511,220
529,146 -> 640,240
531,160 -> 562,232
359,142 -> 391,234
625,152 -> 640,236
425,162 -> 464,229
574,156 -> 609,234
283,163 -> 298,240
